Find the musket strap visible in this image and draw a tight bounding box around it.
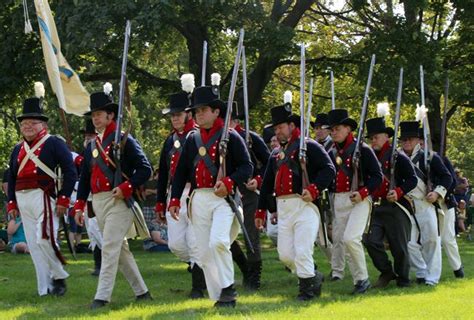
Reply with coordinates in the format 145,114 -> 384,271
91,135 -> 116,185
332,142 -> 356,179
193,129 -> 222,179
411,152 -> 427,182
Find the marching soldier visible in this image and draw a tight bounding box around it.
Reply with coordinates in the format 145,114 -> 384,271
229,105 -> 271,290
363,116 -> 417,288
7,82 -> 76,296
73,84 -> 152,308
312,113 -> 333,152
399,121 -> 452,286
155,74 -> 206,298
255,94 -> 336,301
327,109 -> 382,294
168,78 -> 253,307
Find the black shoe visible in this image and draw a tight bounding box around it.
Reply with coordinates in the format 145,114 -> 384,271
91,268 -> 100,277
416,277 -> 426,284
330,276 -> 342,282
190,264 -> 206,299
352,278 -> 371,294
136,291 -> 153,301
51,279 -> 67,296
373,272 -> 396,289
90,299 -> 108,309
297,272 -> 323,301
214,300 -> 236,308
454,266 -> 465,279
244,261 -> 262,290
396,280 -> 411,288
215,284 -> 237,306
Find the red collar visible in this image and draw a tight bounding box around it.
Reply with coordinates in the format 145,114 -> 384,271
235,124 -> 244,134
376,141 -> 391,160
200,117 -> 224,143
25,128 -> 48,146
336,133 -> 355,153
175,118 -> 196,137
101,121 -> 117,141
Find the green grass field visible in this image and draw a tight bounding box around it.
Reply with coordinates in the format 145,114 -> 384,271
0,236 -> 473,319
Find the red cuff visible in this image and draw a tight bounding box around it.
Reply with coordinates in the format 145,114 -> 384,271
254,175 -> 263,189
305,184 -> 320,201
255,209 -> 267,222
73,199 -> 86,213
118,181 -> 134,199
168,198 -> 181,210
394,187 -> 404,200
155,202 -> 165,213
56,195 -> 70,208
7,200 -> 18,213
221,176 -> 234,194
358,187 -> 369,200
74,155 -> 84,168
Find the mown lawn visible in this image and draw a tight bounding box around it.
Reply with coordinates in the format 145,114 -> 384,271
0,236 -> 473,319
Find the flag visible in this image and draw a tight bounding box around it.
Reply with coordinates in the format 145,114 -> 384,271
34,0 -> 90,116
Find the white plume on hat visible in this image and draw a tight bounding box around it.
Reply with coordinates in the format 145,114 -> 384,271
103,82 -> 113,96
180,73 -> 195,93
284,90 -> 292,104
415,103 -> 428,121
34,82 -> 45,99
211,73 -> 221,86
376,102 -> 390,117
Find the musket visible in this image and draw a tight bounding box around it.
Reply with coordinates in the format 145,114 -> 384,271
330,69 -> 336,110
439,75 -> 449,157
201,41 -> 207,86
217,29 -> 255,254
305,77 -> 314,139
298,43 -> 310,188
242,46 -> 251,148
420,65 -> 433,192
389,68 -> 403,190
351,54 -> 376,191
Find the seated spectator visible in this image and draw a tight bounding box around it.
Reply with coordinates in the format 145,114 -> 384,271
7,216 -> 29,254
143,219 -> 170,252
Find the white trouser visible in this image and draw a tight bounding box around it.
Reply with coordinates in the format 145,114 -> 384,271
16,189 -> 69,296
277,195 -> 319,278
85,215 -> 103,250
190,189 -> 240,301
266,211 -> 278,246
439,204 -> 462,271
408,199 -> 442,284
165,186 -> 199,265
331,192 -> 370,284
92,191 -> 148,302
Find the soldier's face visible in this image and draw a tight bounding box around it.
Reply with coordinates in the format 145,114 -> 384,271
401,137 -> 420,155
330,125 -> 351,143
274,122 -> 292,143
170,111 -> 187,131
370,133 -> 389,151
314,125 -> 330,142
270,135 -> 280,149
91,110 -> 114,132
20,119 -> 46,142
194,106 -> 219,129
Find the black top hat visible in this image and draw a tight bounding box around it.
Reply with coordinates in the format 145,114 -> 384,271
84,92 -> 118,117
80,118 -> 96,135
230,101 -> 244,120
162,92 -> 192,115
327,109 -> 357,130
17,98 -> 49,122
262,126 -> 275,144
268,103 -> 300,127
365,117 -> 394,138
399,121 -> 420,139
311,113 -> 330,129
189,86 -> 225,111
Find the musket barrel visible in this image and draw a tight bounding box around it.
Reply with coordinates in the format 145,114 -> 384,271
299,44 -> 306,154
201,41 -> 207,86
330,70 -> 335,110
306,77 -> 314,139
389,68 -> 404,190
242,46 -> 251,145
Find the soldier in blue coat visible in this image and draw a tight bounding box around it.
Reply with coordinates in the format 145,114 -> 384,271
363,117 -> 417,288
7,83 -> 76,297
73,85 -> 152,308
255,96 -> 335,301
169,81 -> 253,307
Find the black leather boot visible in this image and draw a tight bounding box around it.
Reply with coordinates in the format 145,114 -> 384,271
230,241 -> 249,283
189,264 -> 206,299
214,284 -> 237,308
91,246 -> 101,276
